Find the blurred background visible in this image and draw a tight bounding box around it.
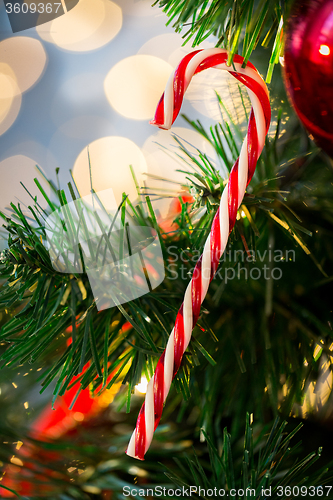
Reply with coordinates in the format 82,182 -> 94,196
0,0 -> 235,248
0,2 -> 247,496
1,0 -> 332,498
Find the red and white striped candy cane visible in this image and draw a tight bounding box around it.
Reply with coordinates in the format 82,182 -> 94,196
126,48 -> 271,460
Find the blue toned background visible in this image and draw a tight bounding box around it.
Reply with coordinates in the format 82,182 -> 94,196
0,0 -> 264,250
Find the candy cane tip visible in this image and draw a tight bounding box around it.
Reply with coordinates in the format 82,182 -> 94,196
125,451 -> 145,461
149,119 -> 170,130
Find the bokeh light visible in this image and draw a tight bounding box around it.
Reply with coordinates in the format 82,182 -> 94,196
72,136 -> 147,204
0,37 -> 46,94
104,55 -> 173,120
37,0 -> 122,52
319,44 -> 330,56
0,73 -> 15,119
0,71 -> 21,136
0,64 -> 18,99
135,376 -> 148,395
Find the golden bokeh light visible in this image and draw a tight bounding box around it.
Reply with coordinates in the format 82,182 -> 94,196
0,64 -> 18,99
0,72 -> 21,136
135,376 -> 148,394
73,412 -> 85,422
37,0 -> 122,52
72,136 -> 147,205
104,55 -> 173,120
0,37 -> 46,95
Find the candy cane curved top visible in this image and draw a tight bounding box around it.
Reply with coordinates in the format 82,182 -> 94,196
126,48 -> 271,460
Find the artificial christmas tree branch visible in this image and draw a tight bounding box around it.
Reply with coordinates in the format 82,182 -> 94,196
154,0 -> 291,81
0,172 -> 217,403
0,394 -> 332,500
0,101 -> 332,426
0,0 -> 333,495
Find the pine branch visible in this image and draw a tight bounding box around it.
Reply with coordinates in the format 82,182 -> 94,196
1,387 -> 332,500
163,416 -> 333,498
0,176 -> 217,404
0,89 -> 332,429
154,0 -> 292,81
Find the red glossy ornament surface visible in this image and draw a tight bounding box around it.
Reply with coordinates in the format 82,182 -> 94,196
284,0 -> 333,157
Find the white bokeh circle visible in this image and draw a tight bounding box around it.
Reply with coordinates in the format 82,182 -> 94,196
0,37 -> 47,95
37,0 -> 122,52
72,136 -> 148,205
0,70 -> 22,136
104,55 -> 173,120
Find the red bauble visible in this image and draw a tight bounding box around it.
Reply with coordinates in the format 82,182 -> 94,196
283,0 -> 333,157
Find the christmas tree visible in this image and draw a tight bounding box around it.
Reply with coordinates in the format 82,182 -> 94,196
0,0 -> 333,498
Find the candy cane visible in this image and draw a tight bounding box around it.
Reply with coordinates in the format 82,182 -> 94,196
126,48 -> 271,460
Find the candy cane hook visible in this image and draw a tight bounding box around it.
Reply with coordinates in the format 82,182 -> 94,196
126,48 -> 271,460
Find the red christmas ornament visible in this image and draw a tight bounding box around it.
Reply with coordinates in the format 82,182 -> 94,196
283,0 -> 333,157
